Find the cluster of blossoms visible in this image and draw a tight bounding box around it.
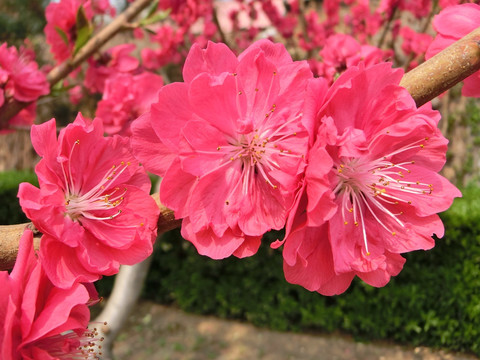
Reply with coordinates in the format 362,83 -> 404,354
1,0 -> 479,357
0,43 -> 49,131
132,39 -> 461,295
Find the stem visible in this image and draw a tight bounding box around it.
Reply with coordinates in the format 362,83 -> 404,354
0,0 -> 154,129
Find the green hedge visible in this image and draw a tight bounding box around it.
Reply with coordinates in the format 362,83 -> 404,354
144,186 -> 480,356
0,170 -> 37,225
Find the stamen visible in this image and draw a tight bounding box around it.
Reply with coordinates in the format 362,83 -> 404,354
334,137 -> 433,254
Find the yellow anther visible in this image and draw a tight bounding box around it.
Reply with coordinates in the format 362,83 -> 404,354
238,91 -> 242,95
344,221 -> 348,225
255,88 -> 259,92
230,157 -> 234,161
354,221 -> 359,226
225,200 -> 230,205
366,252 -> 371,256
232,72 -> 237,76
420,144 -> 424,148
392,232 -> 396,236
348,208 -> 353,213
217,146 -> 221,151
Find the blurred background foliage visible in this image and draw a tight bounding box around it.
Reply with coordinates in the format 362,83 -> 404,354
0,0 -> 48,44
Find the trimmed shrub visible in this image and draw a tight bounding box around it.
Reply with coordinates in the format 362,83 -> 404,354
0,170 -> 37,225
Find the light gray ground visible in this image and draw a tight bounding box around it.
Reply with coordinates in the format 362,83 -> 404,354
112,301 -> 479,360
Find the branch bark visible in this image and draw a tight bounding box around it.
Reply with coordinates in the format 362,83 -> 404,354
400,26 -> 480,107
0,0 -> 155,129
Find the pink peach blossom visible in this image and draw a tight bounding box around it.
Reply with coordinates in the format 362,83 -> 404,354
0,42 -> 49,103
0,230 -> 101,359
44,0 -> 94,63
426,3 -> 480,97
132,40 -> 314,259
18,114 -> 159,288
319,34 -> 391,83
84,44 -> 140,93
95,71 -> 164,136
400,26 -> 433,67
279,63 -> 461,295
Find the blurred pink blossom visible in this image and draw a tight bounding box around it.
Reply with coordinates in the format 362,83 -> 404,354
96,71 -> 164,136
0,43 -> 49,103
85,43 -> 139,93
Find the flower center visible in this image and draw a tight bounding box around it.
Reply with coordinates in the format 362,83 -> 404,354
333,138 -> 433,255
31,326 -> 104,360
61,139 -> 130,222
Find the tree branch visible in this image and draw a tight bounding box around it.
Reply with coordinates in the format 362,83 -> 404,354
400,26 -> 480,107
0,0 -> 155,129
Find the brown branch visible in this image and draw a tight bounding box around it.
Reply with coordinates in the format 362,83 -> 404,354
0,0 -> 154,129
400,26 -> 480,107
0,223 -> 40,270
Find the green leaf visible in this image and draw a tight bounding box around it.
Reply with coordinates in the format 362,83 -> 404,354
145,0 -> 160,19
73,5 -> 93,55
54,26 -> 69,46
140,9 -> 171,27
